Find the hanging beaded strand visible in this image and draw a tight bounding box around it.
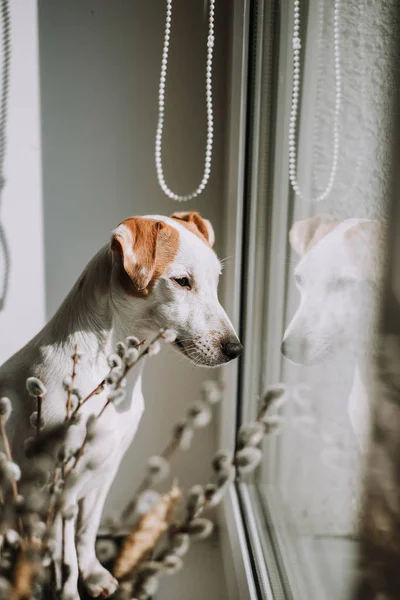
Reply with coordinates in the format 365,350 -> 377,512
289,0 -> 342,203
311,0 -> 327,194
155,0 -> 215,202
312,0 -> 366,203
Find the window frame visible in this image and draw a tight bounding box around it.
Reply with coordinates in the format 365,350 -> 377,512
217,0 -> 258,598
228,0 -> 300,597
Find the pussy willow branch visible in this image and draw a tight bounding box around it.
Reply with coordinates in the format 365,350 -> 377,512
47,335 -> 160,529
64,332 -> 167,481
45,470 -> 59,527
61,345 -> 80,592
0,413 -> 23,535
130,468 -> 215,592
65,344 -> 79,420
67,429 -> 89,474
85,332 -> 166,423
167,409 -> 265,526
120,380 -> 224,526
60,337 -> 148,476
231,408 -> 264,470
60,520 -> 67,591
131,390 -> 285,584
120,416 -> 196,524
0,414 -> 17,501
35,395 -> 42,439
69,338 -> 147,421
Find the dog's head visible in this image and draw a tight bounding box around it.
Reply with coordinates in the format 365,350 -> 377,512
281,214 -> 384,366
110,211 -> 242,367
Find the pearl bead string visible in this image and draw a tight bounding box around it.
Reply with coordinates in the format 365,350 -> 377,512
312,0 -> 366,204
155,0 -> 215,202
311,0 -> 327,195
289,0 -> 342,203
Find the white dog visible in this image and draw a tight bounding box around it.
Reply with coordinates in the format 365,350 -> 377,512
281,214 -> 384,452
0,211 -> 242,598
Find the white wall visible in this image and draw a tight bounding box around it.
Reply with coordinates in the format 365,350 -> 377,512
0,1 -> 45,364
38,1 -> 231,598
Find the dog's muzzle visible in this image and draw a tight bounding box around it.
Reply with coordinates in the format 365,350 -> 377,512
174,334 -> 243,366
281,336 -> 307,365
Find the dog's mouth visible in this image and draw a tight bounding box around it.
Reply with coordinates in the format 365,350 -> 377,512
281,338 -> 334,366
173,336 -> 193,362
172,336 -> 225,368
174,337 -> 187,354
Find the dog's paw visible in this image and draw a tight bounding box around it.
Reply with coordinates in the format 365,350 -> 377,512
82,565 -> 119,598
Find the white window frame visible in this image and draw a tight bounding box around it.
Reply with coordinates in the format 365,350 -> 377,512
217,0 -> 259,598
217,0 -> 281,598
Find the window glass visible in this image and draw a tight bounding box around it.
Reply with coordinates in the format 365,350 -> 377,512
238,1 -> 396,598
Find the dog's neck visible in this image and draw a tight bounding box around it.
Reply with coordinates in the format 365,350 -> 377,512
48,246 -> 113,352
41,246 -> 150,392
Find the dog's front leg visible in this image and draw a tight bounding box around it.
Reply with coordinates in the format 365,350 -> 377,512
52,512 -> 80,600
76,485 -> 119,598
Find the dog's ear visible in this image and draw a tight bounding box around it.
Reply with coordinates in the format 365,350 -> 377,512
289,214 -> 339,256
171,211 -> 215,247
111,218 -> 174,292
345,220 -> 386,281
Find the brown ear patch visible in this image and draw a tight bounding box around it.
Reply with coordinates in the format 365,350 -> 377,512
111,217 -> 179,296
171,211 -> 215,247
289,214 -> 340,256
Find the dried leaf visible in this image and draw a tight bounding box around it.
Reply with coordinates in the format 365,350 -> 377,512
113,483 -> 181,580
11,549 -> 40,600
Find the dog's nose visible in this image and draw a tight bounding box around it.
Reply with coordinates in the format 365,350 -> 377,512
221,338 -> 243,360
280,339 -> 289,356
281,336 -> 307,364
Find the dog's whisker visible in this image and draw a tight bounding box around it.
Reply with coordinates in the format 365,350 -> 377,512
219,255 -> 233,263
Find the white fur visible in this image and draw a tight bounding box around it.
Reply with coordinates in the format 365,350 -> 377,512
0,214 -> 240,598
282,217 -> 382,452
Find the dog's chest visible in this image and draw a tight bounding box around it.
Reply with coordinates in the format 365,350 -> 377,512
66,385 -> 144,499
77,380 -> 144,449
46,357 -> 146,466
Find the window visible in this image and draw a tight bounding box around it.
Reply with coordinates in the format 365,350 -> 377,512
228,0 -> 398,599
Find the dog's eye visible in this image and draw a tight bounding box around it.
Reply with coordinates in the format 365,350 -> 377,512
336,277 -> 355,288
329,277 -> 356,292
173,277 -> 191,289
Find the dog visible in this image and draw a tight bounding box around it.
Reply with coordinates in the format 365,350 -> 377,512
281,214 -> 384,452
0,211 -> 242,598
